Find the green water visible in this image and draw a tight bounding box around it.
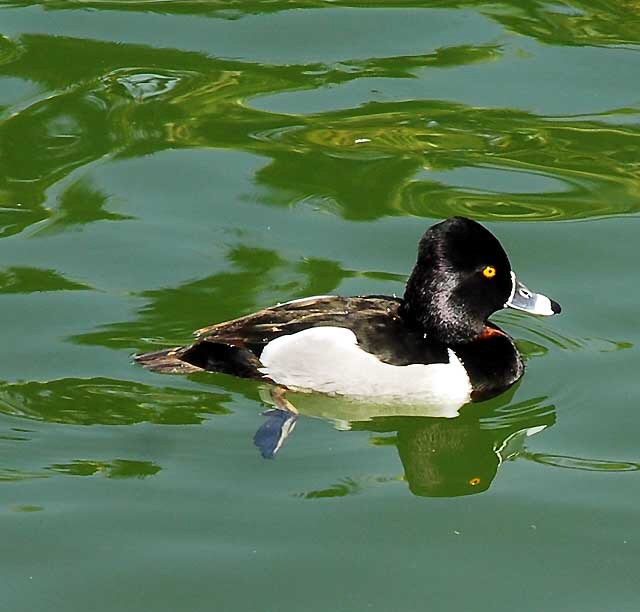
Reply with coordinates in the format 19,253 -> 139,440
1,2 -> 639,610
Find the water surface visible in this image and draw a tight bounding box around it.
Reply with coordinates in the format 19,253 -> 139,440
1,2 -> 639,611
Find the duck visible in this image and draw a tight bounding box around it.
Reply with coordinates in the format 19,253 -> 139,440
135,216 -> 561,406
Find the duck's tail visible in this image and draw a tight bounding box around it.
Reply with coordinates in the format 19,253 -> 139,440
134,346 -> 204,374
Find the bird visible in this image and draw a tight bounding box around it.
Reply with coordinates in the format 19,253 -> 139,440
135,216 -> 561,408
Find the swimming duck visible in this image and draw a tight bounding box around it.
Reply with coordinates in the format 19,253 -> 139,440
135,217 -> 560,404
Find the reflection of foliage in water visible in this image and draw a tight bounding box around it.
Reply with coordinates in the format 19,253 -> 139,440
0,376 -> 235,483
37,178 -> 134,235
3,1 -> 640,49
71,245 -> 354,350
0,28 -> 639,236
481,1 -> 640,47
48,458 -> 161,478
0,266 -> 91,292
1,457 -> 163,484
0,377 -> 232,425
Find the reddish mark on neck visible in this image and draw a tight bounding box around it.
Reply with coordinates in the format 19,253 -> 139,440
479,326 -> 506,340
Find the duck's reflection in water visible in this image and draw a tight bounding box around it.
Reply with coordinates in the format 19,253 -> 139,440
371,412 -> 548,497
253,388 -> 638,497
253,387 -> 555,496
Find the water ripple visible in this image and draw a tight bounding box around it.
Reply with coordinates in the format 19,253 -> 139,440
0,35 -> 22,66
1,33 -> 640,229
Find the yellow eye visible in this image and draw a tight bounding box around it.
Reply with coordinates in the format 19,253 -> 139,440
469,477 -> 481,486
482,266 -> 496,279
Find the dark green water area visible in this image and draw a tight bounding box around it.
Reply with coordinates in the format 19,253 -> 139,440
1,2 -> 639,610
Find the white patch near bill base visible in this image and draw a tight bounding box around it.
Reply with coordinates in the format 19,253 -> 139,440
259,326 -> 471,406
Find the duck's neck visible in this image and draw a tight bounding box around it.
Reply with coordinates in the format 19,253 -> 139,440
398,291 -> 483,346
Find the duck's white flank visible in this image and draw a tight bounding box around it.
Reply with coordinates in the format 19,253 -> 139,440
259,326 -> 472,405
